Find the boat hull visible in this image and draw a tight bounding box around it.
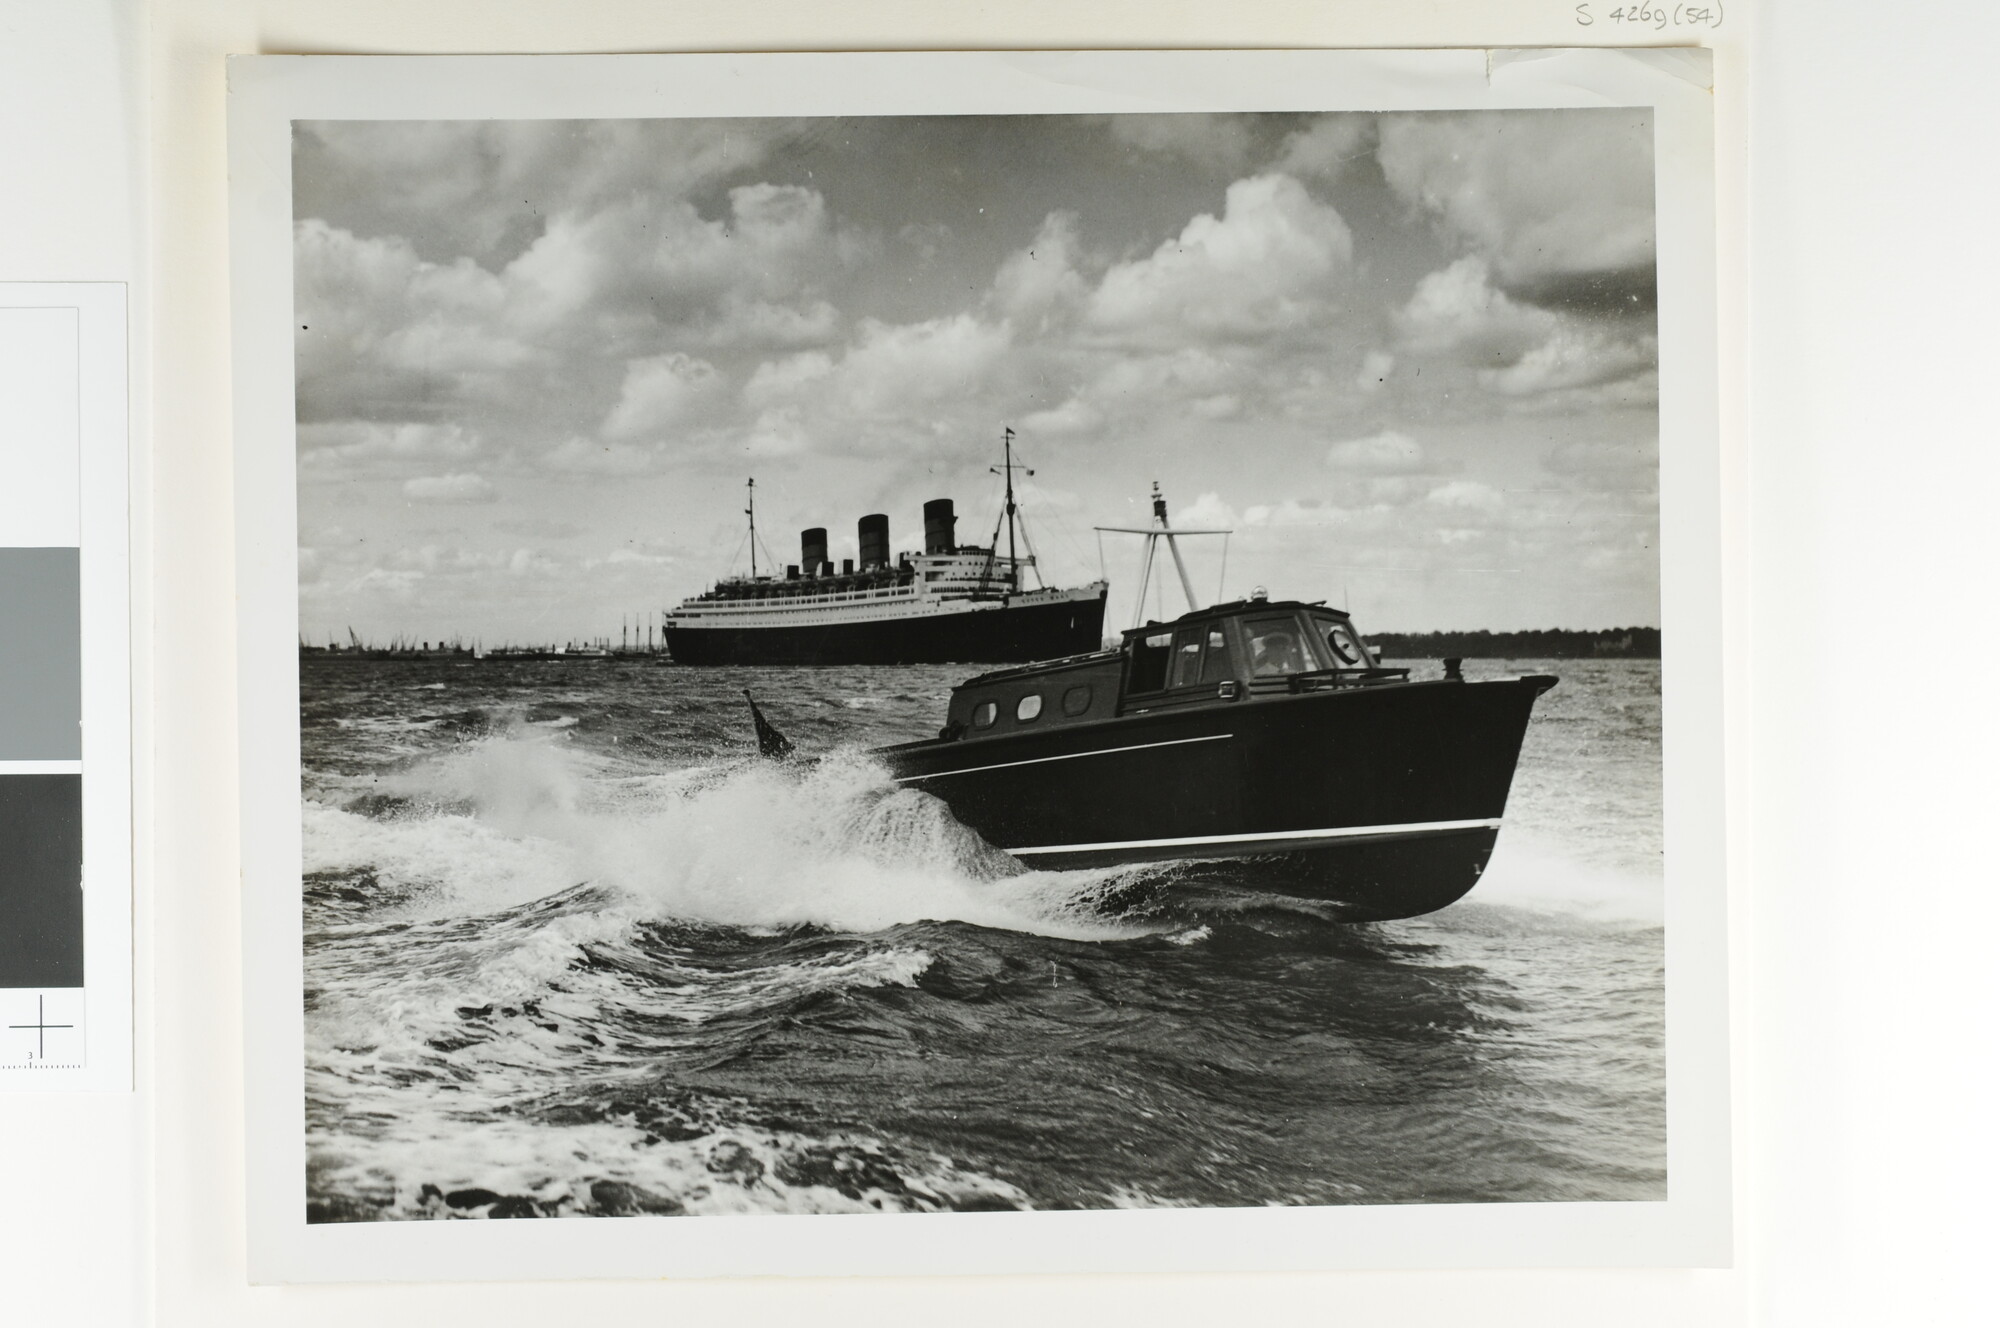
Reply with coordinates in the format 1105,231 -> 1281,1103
666,589 -> 1108,666
879,675 -> 1552,921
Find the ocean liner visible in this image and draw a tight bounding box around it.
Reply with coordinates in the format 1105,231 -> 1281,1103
663,432 -> 1108,666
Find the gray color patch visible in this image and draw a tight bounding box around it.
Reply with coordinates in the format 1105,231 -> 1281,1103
0,547 -> 81,759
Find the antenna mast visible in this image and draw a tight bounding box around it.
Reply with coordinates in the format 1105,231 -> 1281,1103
746,477 -> 758,579
1094,482 -> 1232,629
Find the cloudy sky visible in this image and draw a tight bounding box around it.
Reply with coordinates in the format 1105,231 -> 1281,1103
293,110 -> 1658,647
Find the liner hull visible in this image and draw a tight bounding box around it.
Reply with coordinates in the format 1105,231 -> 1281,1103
667,590 -> 1107,666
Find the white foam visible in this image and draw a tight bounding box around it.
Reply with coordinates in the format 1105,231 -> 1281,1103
1473,832 -> 1664,927
314,731 -> 1159,941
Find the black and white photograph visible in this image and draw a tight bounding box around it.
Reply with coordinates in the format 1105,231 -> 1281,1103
231,49 -> 1728,1278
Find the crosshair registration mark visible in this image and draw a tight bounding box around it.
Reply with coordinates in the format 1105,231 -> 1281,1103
9,995 -> 74,1060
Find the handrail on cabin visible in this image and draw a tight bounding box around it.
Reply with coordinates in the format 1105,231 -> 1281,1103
1283,667 -> 1412,693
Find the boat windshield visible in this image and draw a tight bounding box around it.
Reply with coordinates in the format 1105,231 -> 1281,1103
1318,617 -> 1376,668
1167,623 -> 1235,689
1243,616 -> 1312,677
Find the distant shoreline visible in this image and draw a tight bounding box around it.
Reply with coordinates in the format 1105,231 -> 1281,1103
1369,627 -> 1661,659
298,625 -> 1664,663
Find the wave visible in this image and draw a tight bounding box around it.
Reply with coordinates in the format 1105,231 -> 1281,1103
308,1081 -> 1031,1221
307,729 -> 1164,942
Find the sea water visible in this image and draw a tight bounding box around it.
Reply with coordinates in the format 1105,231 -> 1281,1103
300,657 -> 1665,1219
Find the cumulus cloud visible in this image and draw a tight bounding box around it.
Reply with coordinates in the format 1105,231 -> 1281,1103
1086,174 -> 1354,344
1240,499 -> 1351,528
1021,396 -> 1103,437
508,548 -> 559,576
601,353 -> 722,438
294,221 -> 528,423
837,314 -> 1012,415
1377,109 -> 1655,288
742,407 -> 812,458
1087,348 -> 1239,406
541,436 -> 659,476
1273,115 -> 1375,181
1426,479 -> 1506,513
742,352 -> 834,411
1395,257 -> 1552,359
1173,492 -> 1242,530
992,213 -> 1088,328
1394,256 -> 1656,403
1326,430 -> 1431,475
294,119 -> 798,268
1544,437 -> 1660,489
692,297 -> 841,351
402,473 -> 498,504
1105,114 -> 1258,170
1478,324 -> 1657,397
1355,350 -> 1395,394
504,183 -> 842,332
298,421 -> 483,475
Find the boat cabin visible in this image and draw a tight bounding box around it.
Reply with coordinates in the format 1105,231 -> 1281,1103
938,594 -> 1408,739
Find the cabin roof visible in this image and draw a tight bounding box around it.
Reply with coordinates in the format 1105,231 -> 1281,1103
951,648 -> 1122,691
1117,597 -> 1346,642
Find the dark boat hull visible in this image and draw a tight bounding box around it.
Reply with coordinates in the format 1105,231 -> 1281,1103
879,676 -> 1551,921
666,591 -> 1107,666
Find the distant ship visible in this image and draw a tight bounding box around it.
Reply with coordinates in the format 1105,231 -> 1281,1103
663,431 -> 1108,666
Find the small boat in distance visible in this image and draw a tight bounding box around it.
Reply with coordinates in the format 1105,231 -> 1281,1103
663,430 -> 1108,666
751,486 -> 1557,920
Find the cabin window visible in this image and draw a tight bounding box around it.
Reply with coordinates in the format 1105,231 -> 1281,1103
1127,631 -> 1174,692
1244,617 -> 1311,678
1199,626 -> 1235,684
1324,620 -> 1372,667
972,700 -> 998,728
1168,627 -> 1206,689
1062,685 -> 1093,716
1016,693 -> 1043,722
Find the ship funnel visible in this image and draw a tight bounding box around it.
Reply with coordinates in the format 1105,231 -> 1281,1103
801,527 -> 828,575
858,513 -> 890,570
923,498 -> 957,554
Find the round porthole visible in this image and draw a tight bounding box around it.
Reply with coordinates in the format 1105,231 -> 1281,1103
972,701 -> 997,728
1062,685 -> 1092,716
1016,693 -> 1043,721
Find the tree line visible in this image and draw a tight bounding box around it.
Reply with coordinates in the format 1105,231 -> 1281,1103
1367,626 -> 1661,659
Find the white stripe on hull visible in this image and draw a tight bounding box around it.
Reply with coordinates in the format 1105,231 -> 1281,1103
894,733 -> 1231,782
1008,818 -> 1502,858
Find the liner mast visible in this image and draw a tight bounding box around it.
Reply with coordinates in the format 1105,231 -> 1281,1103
988,426 -> 1033,593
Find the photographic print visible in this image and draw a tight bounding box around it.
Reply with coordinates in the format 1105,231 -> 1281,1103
234,49 -> 1728,1278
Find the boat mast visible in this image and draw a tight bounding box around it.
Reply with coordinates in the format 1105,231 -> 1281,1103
1095,483 -> 1231,629
1154,483 -> 1200,611
745,477 -> 758,580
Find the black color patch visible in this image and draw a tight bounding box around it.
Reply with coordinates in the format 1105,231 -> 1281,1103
0,774 -> 84,987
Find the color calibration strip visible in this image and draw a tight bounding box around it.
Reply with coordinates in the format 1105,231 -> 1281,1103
0,286 -> 130,1090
